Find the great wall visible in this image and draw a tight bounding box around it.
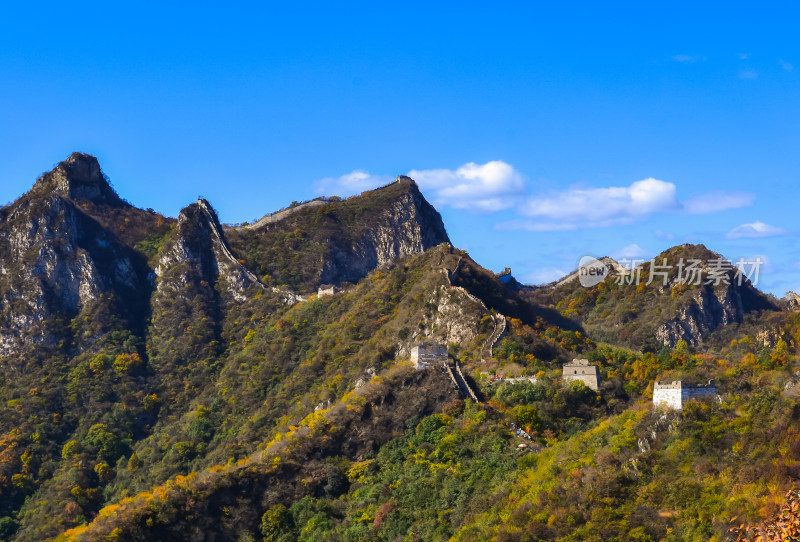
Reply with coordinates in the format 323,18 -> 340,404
240,176 -> 413,230
243,198 -> 330,229
442,253 -> 508,362
197,198 -> 305,305
411,247 -> 517,405
208,197 -> 503,406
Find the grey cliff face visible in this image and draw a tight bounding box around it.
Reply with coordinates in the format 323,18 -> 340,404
0,190 -> 142,358
0,155 -> 452,364
154,200 -> 255,304
320,182 -> 449,285
32,152 -> 124,205
655,282 -> 747,347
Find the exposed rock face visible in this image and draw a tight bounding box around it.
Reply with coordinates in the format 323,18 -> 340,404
651,245 -> 779,347
30,152 -> 124,205
320,180 -> 450,285
406,283 -> 484,351
655,279 -> 760,347
527,243 -> 780,349
0,157 -> 146,359
148,200 -> 264,368
756,328 -> 779,348
2,155 -> 452,365
154,199 -> 256,303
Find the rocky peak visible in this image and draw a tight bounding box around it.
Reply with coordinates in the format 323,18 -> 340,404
31,152 -> 124,206
780,291 -> 800,312
155,199 -> 257,303
318,176 -> 450,285
650,244 -> 777,346
0,183 -> 147,359
225,174 -> 449,292
147,199 -> 263,370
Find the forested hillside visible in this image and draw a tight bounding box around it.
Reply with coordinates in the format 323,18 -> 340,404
0,154 -> 797,541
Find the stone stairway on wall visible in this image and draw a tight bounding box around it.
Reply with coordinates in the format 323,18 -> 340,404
441,359 -> 480,403
439,253 -> 506,363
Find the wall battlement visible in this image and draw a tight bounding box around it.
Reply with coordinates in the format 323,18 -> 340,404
653,379 -> 716,409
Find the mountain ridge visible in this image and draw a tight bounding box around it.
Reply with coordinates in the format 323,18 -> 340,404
525,243 -> 778,349
0,153 -> 795,541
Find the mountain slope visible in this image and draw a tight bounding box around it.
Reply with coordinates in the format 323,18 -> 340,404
0,154 -> 797,542
0,153 -> 165,359
0,155 -> 467,540
526,244 -> 780,350
225,177 -> 450,293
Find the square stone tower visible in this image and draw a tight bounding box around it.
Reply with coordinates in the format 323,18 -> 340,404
410,344 -> 448,369
562,358 -> 600,390
317,284 -> 340,297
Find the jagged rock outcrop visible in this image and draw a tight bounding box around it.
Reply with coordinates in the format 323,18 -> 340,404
655,282 -> 746,346
784,291 -> 800,312
652,246 -> 775,347
1,156 -> 450,366
226,177 -> 450,293
148,199 -> 263,371
0,154 -> 148,359
318,178 -> 450,285
154,199 -> 257,303
29,152 -> 125,206
398,282 -> 485,356
527,244 -> 777,349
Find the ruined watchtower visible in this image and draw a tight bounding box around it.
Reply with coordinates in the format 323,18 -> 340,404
410,343 -> 448,370
317,284 -> 340,297
562,358 -> 600,390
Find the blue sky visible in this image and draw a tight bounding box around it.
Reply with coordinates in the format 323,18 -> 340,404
1,2 -> 798,295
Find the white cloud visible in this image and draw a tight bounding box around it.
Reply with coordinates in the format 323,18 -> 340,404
682,190 -> 754,214
726,221 -> 789,239
613,244 -> 650,260
314,160 -> 526,213
780,59 -> 793,72
408,160 -> 525,212
515,178 -> 678,229
499,178 -> 756,232
739,69 -> 758,79
313,170 -> 392,195
316,166 -> 758,234
495,220 -> 578,232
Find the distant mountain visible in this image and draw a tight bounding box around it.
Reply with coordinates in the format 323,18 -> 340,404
525,244 -> 779,349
